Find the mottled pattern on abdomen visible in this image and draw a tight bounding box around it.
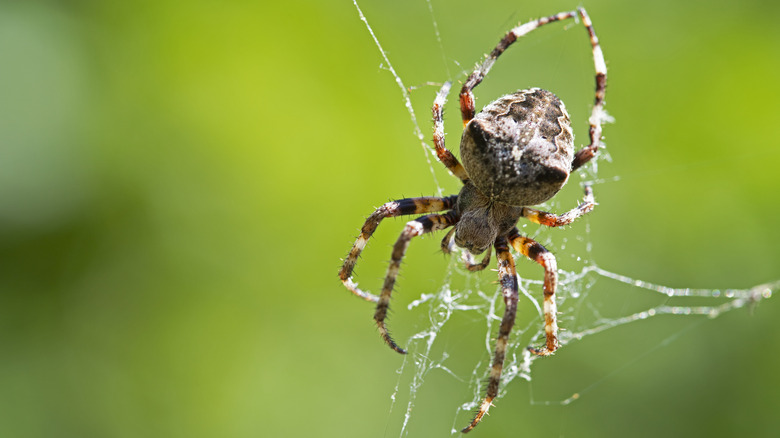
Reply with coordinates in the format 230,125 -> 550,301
459,88 -> 574,206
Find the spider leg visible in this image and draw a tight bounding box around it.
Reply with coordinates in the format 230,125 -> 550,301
458,10 -> 579,126
572,7 -> 608,171
432,82 -> 469,182
462,250 -> 491,272
440,227 -> 457,254
339,196 -> 457,302
462,236 -> 517,433
521,184 -> 595,227
375,212 -> 457,354
507,228 -> 559,356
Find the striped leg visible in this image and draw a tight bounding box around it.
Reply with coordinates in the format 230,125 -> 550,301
462,236 -> 517,433
459,10 -> 579,126
441,228 -> 491,271
507,228 -> 559,356
339,196 -> 457,301
521,184 -> 595,227
572,7 -> 609,171
432,82 -> 469,182
375,212 -> 457,354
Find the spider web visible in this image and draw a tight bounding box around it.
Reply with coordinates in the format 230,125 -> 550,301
351,1 -> 778,436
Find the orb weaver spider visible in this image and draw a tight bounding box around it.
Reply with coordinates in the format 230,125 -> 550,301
339,7 -> 607,432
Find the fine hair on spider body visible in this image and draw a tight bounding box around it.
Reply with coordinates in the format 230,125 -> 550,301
339,7 -> 608,433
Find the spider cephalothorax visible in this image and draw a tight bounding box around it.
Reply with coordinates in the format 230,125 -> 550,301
453,181 -> 522,255
339,8 -> 607,432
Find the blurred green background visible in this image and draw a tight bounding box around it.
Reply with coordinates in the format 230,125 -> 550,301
1,0 -> 778,437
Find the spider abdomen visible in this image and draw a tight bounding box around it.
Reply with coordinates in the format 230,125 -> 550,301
459,88 -> 574,206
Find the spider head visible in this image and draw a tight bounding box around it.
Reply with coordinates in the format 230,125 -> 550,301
454,209 -> 496,255
454,181 -> 524,255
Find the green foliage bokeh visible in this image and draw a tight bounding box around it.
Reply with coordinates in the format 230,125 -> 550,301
0,0 -> 778,437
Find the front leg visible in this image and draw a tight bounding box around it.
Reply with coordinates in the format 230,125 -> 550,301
458,10 -> 580,126
572,8 -> 609,171
432,82 -> 469,182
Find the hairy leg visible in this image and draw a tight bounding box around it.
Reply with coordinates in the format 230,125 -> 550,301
339,196 -> 456,301
508,228 -> 559,355
432,82 -> 469,182
462,236 -> 518,433
572,8 -> 609,171
375,212 -> 457,354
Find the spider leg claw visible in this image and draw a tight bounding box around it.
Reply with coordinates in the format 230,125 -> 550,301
376,320 -> 407,354
384,339 -> 407,355
461,397 -> 495,433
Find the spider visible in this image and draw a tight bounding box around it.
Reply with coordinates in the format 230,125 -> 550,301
339,8 -> 607,433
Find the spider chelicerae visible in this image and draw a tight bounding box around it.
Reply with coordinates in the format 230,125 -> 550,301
339,8 -> 607,432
